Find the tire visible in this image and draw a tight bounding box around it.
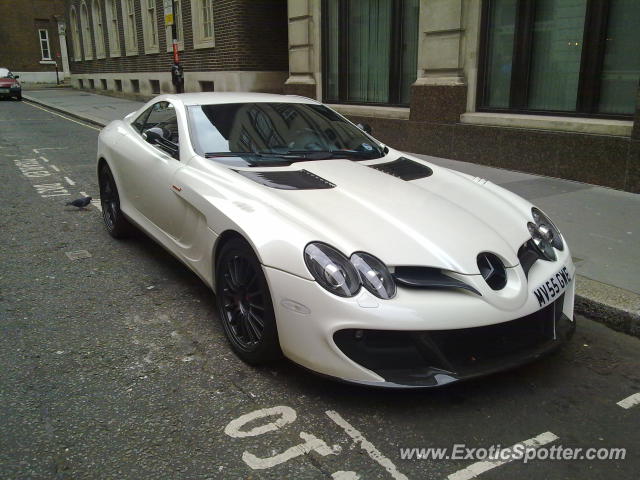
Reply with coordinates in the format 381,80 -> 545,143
215,238 -> 282,364
98,163 -> 134,238
15,94 -> 21,101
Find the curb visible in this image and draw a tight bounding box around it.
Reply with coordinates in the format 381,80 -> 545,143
575,275 -> 640,337
23,94 -> 110,128
21,93 -> 640,338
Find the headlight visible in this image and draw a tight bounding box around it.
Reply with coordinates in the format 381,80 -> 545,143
304,243 -> 360,297
350,252 -> 396,299
529,207 -> 564,261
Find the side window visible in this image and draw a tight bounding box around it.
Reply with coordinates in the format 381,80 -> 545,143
132,106 -> 153,133
134,102 -> 180,159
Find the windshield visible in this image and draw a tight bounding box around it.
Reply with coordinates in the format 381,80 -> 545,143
187,102 -> 383,166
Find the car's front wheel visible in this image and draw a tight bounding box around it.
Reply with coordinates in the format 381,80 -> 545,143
215,238 -> 282,365
98,163 -> 134,238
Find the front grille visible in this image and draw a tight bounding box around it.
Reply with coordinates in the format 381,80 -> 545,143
393,266 -> 480,295
334,294 -> 565,383
518,240 -> 542,278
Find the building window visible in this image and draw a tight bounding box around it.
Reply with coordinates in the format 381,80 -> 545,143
105,0 -> 121,57
91,0 -> 106,58
322,0 -> 419,106
80,1 -> 94,60
165,0 -> 184,52
143,0 -> 159,53
121,0 -> 138,55
478,0 -> 640,117
38,29 -> 51,60
190,0 -> 214,49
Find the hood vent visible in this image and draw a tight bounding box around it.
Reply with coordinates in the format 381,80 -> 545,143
234,169 -> 335,190
369,157 -> 433,181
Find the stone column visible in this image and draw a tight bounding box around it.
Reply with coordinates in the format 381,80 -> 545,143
410,0 -> 481,122
283,0 -> 321,99
57,19 -> 71,79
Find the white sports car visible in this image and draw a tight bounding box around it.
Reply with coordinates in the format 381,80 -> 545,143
97,92 -> 575,388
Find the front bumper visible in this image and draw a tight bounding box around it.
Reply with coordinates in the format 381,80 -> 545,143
333,295 -> 574,388
264,247 -> 576,388
0,87 -> 21,98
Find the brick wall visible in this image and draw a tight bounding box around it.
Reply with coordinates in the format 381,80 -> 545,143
66,0 -> 288,74
0,0 -> 65,72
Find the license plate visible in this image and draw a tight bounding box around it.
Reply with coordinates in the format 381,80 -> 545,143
0,88 -> 9,93
532,265 -> 572,308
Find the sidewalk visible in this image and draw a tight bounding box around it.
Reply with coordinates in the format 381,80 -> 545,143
23,88 -> 640,336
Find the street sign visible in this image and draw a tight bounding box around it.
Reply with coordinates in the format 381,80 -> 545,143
164,0 -> 174,26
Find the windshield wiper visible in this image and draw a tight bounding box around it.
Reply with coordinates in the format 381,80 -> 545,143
204,151 -> 304,159
256,149 -> 382,160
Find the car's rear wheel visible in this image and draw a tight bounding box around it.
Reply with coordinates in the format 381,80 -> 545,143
98,163 -> 134,238
215,239 -> 282,364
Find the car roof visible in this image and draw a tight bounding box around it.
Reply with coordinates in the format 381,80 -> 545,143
157,91 -> 321,107
0,68 -> 11,76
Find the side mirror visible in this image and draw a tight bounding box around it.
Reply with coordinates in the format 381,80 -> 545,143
357,123 -> 372,135
142,127 -> 163,144
14,75 -> 19,79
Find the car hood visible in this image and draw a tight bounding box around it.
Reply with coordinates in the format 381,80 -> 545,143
233,156 -> 532,275
0,79 -> 18,87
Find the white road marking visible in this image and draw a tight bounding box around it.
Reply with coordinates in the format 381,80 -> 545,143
325,410 -> 408,480
224,406 -> 297,438
242,431 -> 338,470
39,155 -> 49,163
33,147 -> 68,153
14,158 -> 51,178
332,471 -> 360,480
24,101 -> 101,131
35,183 -> 69,197
64,176 -> 76,186
617,393 -> 640,409
80,191 -> 102,212
50,164 -> 60,172
447,432 -> 559,480
65,250 -> 92,261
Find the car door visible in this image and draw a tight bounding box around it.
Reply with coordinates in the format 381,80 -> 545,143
121,101 -> 186,237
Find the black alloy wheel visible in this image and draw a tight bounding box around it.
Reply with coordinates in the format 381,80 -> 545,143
98,163 -> 133,238
216,239 -> 281,364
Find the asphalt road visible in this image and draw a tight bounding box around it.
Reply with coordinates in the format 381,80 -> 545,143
0,99 -> 638,480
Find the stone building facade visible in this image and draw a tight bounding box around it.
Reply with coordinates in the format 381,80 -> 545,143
0,0 -> 69,83
65,0 -> 288,96
284,0 -> 640,193
65,0 -> 640,192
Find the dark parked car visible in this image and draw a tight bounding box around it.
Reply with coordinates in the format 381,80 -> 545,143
0,68 -> 22,100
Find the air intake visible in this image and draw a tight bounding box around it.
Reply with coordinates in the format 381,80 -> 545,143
234,169 -> 335,190
369,157 -> 433,181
